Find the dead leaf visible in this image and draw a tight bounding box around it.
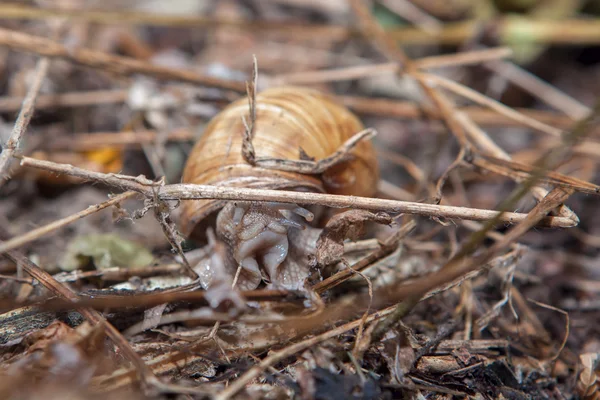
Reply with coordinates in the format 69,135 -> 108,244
23,321 -> 74,353
314,210 -> 392,268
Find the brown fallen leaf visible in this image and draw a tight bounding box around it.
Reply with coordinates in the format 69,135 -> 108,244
313,210 -> 392,268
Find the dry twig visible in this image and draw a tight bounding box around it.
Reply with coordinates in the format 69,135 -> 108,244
214,305 -> 397,400
0,57 -> 49,187
0,27 -> 245,92
4,4 -> 600,46
0,89 -> 128,112
418,72 -> 564,138
272,47 -> 512,85
18,156 -> 577,228
0,191 -> 137,255
0,245 -> 168,395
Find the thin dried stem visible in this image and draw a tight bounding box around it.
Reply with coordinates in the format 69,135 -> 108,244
0,57 -> 49,187
378,0 -> 442,34
527,299 -> 570,361
438,98 -> 600,276
349,0 -> 471,149
19,289 -> 295,313
5,5 -> 600,47
242,56 -> 258,165
0,3 -> 354,40
260,4 -> 597,352
0,191 -> 137,255
253,128 -> 376,173
0,87 -> 582,133
272,62 -> 398,85
421,246 -> 526,302
484,59 -> 590,120
0,27 -> 245,92
214,305 -> 397,400
272,47 -> 512,85
472,154 -> 600,195
18,156 -> 578,228
433,147 -> 468,204
0,89 -> 128,112
418,72 -> 564,137
56,263 -> 185,283
43,125 -> 600,158
415,47 -> 513,70
0,274 -> 33,285
285,187 -> 575,344
0,246 -> 160,390
313,219 -> 417,294
340,95 -> 582,129
152,198 -> 199,280
454,111 -> 579,222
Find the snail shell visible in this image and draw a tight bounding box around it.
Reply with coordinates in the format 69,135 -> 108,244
181,86 -> 379,239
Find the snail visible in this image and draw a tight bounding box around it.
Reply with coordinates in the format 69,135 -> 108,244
180,86 -> 379,291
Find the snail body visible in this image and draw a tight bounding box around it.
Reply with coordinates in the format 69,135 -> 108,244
181,86 -> 378,290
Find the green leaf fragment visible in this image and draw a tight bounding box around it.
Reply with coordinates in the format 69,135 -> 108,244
60,233 -> 154,271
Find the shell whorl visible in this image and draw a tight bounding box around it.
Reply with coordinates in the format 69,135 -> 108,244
180,86 -> 379,239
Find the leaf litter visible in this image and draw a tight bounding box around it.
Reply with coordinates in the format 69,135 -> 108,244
0,1 -> 599,399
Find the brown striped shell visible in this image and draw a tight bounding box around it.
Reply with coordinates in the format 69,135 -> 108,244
180,86 -> 379,239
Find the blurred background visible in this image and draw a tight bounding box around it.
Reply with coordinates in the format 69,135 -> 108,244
1,1 -> 600,398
